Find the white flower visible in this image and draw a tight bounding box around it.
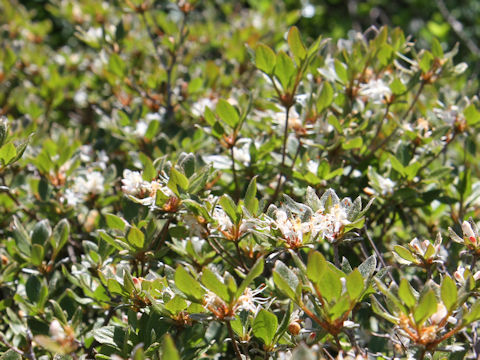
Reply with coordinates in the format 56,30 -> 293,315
121,169 -> 151,196
73,89 -> 88,107
191,97 -> 217,117
50,320 -> 66,342
359,79 -> 392,104
83,27 -> 103,43
430,303 -> 447,325
62,188 -> 81,207
145,112 -> 164,122
454,265 -> 480,284
73,171 -> 104,195
272,197 -> 352,247
233,285 -> 268,313
79,145 -> 93,162
133,120 -> 148,137
378,177 -> 396,196
317,56 -> 338,83
311,202 -> 351,243
273,209 -> 312,247
277,350 -> 293,360
233,139 -> 251,166
307,160 -> 318,175
203,290 -> 227,314
409,238 -> 431,257
212,207 -> 234,232
96,150 -> 109,169
183,214 -> 206,237
433,105 -> 461,126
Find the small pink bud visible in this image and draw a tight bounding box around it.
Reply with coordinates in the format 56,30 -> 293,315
462,221 -> 476,245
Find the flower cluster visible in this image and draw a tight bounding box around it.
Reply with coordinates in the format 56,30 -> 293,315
269,190 -> 358,248
121,169 -> 175,209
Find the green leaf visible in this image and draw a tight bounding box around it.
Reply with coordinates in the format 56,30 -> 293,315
0,122 -> 7,148
188,165 -> 211,194
306,251 -> 326,284
236,256 -> 264,298
378,44 -> 393,66
26,276 -> 42,303
4,47 -> 17,72
419,51 -> 433,73
413,290 -> 437,325
204,106 -> 216,125
31,244 -> 44,267
49,300 -> 68,324
334,59 -> 348,83
168,168 -> 189,195
431,38 -> 444,58
244,176 -> 258,215
399,279 -> 416,308
464,301 -> 480,324
219,194 -> 239,224
394,245 -> 416,263
12,216 -> 31,257
127,226 -> 145,249
201,268 -> 230,302
123,271 -> 136,293
306,187 -> 322,212
139,153 -> 156,181
317,266 -> 342,303
441,276 -> 457,311
32,220 -> 51,245
162,334 -> 180,360
0,349 -> 22,360
317,82 -> 333,112
273,261 -> 299,300
389,155 -> 406,176
329,295 -> 351,319
390,78 -> 406,95
370,295 -> 398,324
275,51 -> 296,90
255,44 -> 276,74
342,136 -> 363,150
224,273 -> 237,298
346,269 -> 364,300
253,309 -> 278,346
109,53 -> 125,77
164,296 -> 188,315
464,104 -> 480,126
216,99 -> 240,128
287,26 -> 306,64
92,326 -> 118,348
51,219 -> 70,256
0,143 -> 16,165
106,214 -> 127,231
174,266 -> 205,301
358,255 -> 377,279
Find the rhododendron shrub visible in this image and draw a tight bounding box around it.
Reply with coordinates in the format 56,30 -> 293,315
2,0 -> 480,359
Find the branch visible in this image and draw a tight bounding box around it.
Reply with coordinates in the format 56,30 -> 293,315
436,0 -> 480,58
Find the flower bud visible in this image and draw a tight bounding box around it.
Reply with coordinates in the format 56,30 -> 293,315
288,321 -> 301,335
462,221 -> 477,245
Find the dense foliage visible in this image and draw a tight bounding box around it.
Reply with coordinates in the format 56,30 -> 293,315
2,0 -> 480,359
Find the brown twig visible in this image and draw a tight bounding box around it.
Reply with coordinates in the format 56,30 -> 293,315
226,320 -> 243,360
363,224 -> 396,285
0,333 -> 24,357
270,106 -> 291,206
230,146 -> 240,202
435,0 -> 480,58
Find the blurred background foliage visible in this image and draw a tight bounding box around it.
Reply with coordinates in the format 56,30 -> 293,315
2,0 -> 480,358
19,0 -> 480,78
